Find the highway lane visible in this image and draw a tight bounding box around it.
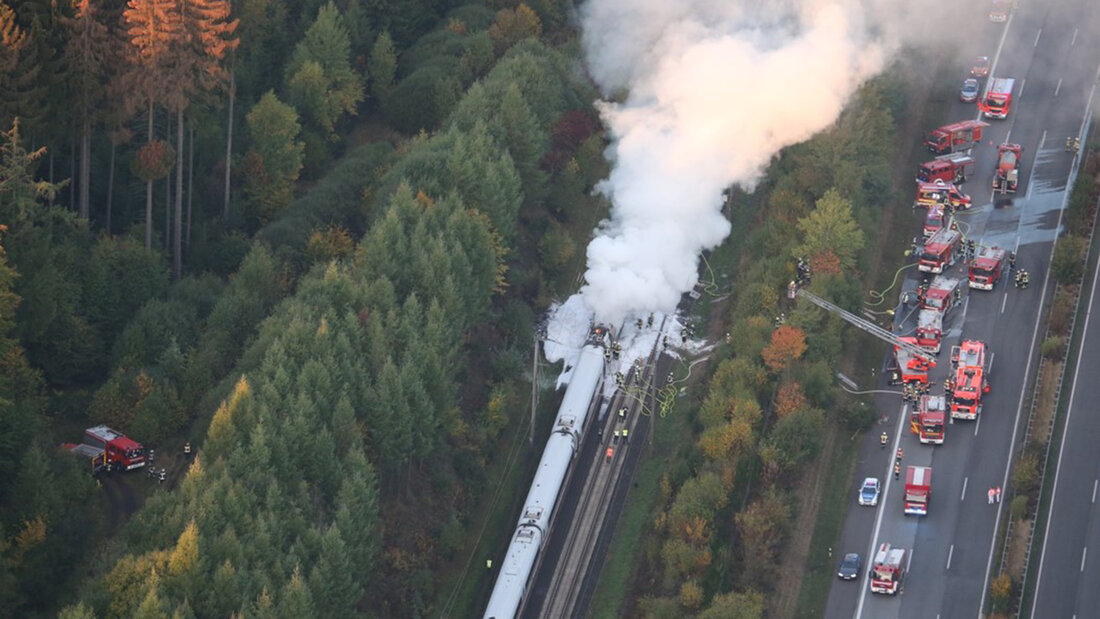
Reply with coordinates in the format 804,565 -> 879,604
825,0 -> 1099,616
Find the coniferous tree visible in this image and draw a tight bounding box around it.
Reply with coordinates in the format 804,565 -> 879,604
244,92 -> 304,221
285,3 -> 364,139
0,5 -> 42,134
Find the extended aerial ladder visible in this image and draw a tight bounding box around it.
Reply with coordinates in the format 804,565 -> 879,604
788,282 -> 937,368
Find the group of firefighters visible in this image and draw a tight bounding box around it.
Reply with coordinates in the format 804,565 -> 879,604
1065,136 -> 1081,155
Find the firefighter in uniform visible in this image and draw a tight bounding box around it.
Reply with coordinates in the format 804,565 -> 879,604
881,432 -> 889,447
622,428 -> 629,443
184,442 -> 192,458
613,429 -> 621,444
894,462 -> 901,480
618,407 -> 626,422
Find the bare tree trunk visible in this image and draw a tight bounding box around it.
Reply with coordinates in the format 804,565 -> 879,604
79,123 -> 90,219
106,141 -> 115,233
174,109 -> 184,280
223,71 -> 234,221
145,101 -> 154,250
165,154 -> 171,253
187,123 -> 194,250
69,141 -> 75,209
48,151 -> 55,206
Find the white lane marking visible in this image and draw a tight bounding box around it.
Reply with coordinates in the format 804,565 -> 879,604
974,413 -> 982,436
1025,130 -> 1046,200
947,544 -> 955,569
1027,82 -> 1099,619
1093,479 -> 1098,503
962,476 -> 969,501
855,403 -> 908,619
1019,79 -> 1027,98
1056,78 -> 1063,97
1082,547 -> 1088,572
1072,28 -> 1079,46
1001,291 -> 1009,314
1034,29 -> 1042,47
1004,129 -> 1013,144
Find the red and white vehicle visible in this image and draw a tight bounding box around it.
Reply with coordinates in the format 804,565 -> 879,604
950,340 -> 992,420
915,310 -> 945,353
904,466 -> 932,516
989,0 -> 1010,21
969,245 -> 1008,290
924,120 -> 988,154
918,153 -> 975,185
982,78 -> 1017,119
914,180 -> 971,210
919,275 -> 961,313
870,543 -> 908,594
889,336 -> 933,385
910,394 -> 947,444
924,203 -> 946,238
993,143 -> 1022,193
63,425 -> 147,473
919,228 -> 962,274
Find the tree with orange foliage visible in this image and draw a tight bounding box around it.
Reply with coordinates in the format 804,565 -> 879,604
761,325 -> 807,373
775,381 -> 807,418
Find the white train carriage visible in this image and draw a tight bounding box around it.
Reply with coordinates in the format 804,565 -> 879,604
484,343 -> 605,619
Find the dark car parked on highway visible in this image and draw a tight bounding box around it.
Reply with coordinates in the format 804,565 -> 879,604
837,553 -> 862,580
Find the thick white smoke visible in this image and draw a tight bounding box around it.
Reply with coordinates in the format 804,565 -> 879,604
576,0 -> 899,325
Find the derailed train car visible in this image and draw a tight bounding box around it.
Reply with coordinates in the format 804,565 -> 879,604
483,339 -> 606,619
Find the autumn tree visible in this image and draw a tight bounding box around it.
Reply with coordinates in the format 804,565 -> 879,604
284,3 -> 364,139
488,4 -> 541,56
0,5 -> 45,133
775,381 -> 807,418
735,491 -> 790,588
795,188 -> 865,273
244,91 -> 304,220
761,325 -> 807,373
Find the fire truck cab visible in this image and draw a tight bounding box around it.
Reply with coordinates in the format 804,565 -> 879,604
914,180 -> 971,210
904,466 -> 932,516
994,143 -> 1023,193
919,228 -> 962,274
969,245 -> 1007,290
915,310 -> 945,354
982,78 -> 1017,119
924,120 -> 989,154
910,394 -> 947,444
923,203 -> 947,238
870,543 -> 908,594
950,340 -> 991,420
918,153 -> 975,185
919,275 -> 961,313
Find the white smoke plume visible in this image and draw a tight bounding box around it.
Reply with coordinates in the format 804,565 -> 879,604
576,0 -> 902,325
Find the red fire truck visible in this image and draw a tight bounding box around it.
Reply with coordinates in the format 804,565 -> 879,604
924,120 -> 988,154
993,143 -> 1023,193
919,275 -> 961,313
982,78 -> 1017,119
910,394 -> 947,444
64,425 -> 147,472
950,340 -> 992,420
969,245 -> 1008,290
870,543 -> 908,594
904,466 -> 932,516
914,180 -> 971,210
918,153 -> 975,184
889,337 -> 933,385
924,203 -> 946,238
919,228 -> 962,274
915,310 -> 946,354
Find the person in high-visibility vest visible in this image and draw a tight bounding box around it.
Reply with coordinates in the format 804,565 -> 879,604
486,559 -> 492,570
622,428 -> 629,443
613,429 -> 621,443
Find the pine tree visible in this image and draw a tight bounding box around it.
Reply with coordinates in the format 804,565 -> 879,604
244,91 -> 304,220
0,7 -> 42,135
285,3 -> 364,138
366,30 -> 396,102
61,0 -> 115,219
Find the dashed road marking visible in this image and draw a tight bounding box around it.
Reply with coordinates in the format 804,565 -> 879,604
1056,78 -> 1063,97
1034,29 -> 1042,47
1082,547 -> 1088,572
962,476 -> 969,501
947,544 -> 955,569
1072,28 -> 1078,46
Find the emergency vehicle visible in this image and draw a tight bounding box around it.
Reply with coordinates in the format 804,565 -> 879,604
870,543 -> 908,594
982,78 -> 1017,119
918,153 -> 975,184
924,203 -> 946,238
63,425 -> 147,472
889,336 -> 932,385
904,466 -> 932,516
993,143 -> 1022,193
910,394 -> 947,444
924,120 -> 988,154
969,245 -> 1008,290
950,340 -> 992,420
919,275 -> 961,313
915,310 -> 946,354
919,228 -> 962,274
914,180 -> 971,210
989,0 -> 1010,21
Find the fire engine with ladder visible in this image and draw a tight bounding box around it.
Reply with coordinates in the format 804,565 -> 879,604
910,394 -> 947,444
915,276 -> 962,354
969,245 -> 1008,290
787,283 -> 936,386
949,340 -> 992,420
870,543 -> 908,594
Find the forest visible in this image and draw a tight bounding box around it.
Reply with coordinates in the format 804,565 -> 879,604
0,0 -> 606,616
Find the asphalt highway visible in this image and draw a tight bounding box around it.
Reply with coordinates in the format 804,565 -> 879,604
824,0 -> 1100,617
